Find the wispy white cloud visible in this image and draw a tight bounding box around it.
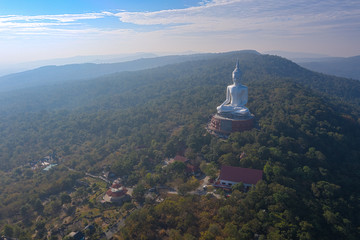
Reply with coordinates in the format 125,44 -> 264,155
1,0 -> 359,38
114,0 -> 245,25
0,12 -> 110,23
0,12 -> 115,36
0,0 -> 359,64
114,0 -> 360,37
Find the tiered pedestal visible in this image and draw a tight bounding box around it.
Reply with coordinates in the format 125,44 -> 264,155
208,113 -> 254,135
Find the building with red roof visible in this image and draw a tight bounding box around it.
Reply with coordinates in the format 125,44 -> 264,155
103,182 -> 130,203
214,165 -> 263,189
171,155 -> 188,163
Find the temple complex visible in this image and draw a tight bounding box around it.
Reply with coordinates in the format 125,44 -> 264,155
208,60 -> 254,135
103,180 -> 131,204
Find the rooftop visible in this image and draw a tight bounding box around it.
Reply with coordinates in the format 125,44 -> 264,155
219,165 -> 263,185
106,188 -> 127,198
174,155 -> 188,163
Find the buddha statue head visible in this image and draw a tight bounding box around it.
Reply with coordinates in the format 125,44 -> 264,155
232,59 -> 242,85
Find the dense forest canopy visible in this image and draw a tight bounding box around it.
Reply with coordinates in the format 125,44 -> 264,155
0,51 -> 359,239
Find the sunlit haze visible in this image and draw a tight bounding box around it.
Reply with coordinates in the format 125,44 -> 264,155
1,0 -> 359,65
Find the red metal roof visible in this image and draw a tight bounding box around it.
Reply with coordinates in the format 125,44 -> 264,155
174,155 -> 188,163
111,183 -> 122,189
219,165 -> 263,185
106,188 -> 127,197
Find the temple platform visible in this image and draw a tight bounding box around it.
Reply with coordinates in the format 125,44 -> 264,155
207,113 -> 254,135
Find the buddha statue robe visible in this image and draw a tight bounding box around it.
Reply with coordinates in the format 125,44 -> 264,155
217,60 -> 251,116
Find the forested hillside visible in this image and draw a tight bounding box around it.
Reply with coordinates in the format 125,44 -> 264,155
0,52 -> 229,93
1,50 -> 359,116
0,51 -> 359,239
120,78 -> 360,239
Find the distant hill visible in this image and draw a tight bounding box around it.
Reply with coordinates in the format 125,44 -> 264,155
0,52 -> 159,77
0,50 -> 359,115
264,50 -> 331,60
0,52 -> 237,92
296,55 -> 360,80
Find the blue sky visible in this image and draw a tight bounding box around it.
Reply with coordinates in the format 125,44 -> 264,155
0,0 -> 359,65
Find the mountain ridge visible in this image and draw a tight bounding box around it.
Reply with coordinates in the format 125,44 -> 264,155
297,55 -> 360,80
0,50 -> 259,93
0,51 -> 359,116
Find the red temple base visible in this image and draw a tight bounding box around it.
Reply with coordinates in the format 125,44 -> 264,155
208,114 -> 254,135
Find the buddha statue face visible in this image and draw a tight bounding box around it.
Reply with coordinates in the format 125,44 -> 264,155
232,63 -> 242,85
233,70 -> 241,85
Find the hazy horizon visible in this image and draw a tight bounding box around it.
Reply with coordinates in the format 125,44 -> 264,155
1,49 -> 356,78
0,0 -> 359,67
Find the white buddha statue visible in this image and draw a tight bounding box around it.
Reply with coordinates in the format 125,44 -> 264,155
217,60 -> 251,116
